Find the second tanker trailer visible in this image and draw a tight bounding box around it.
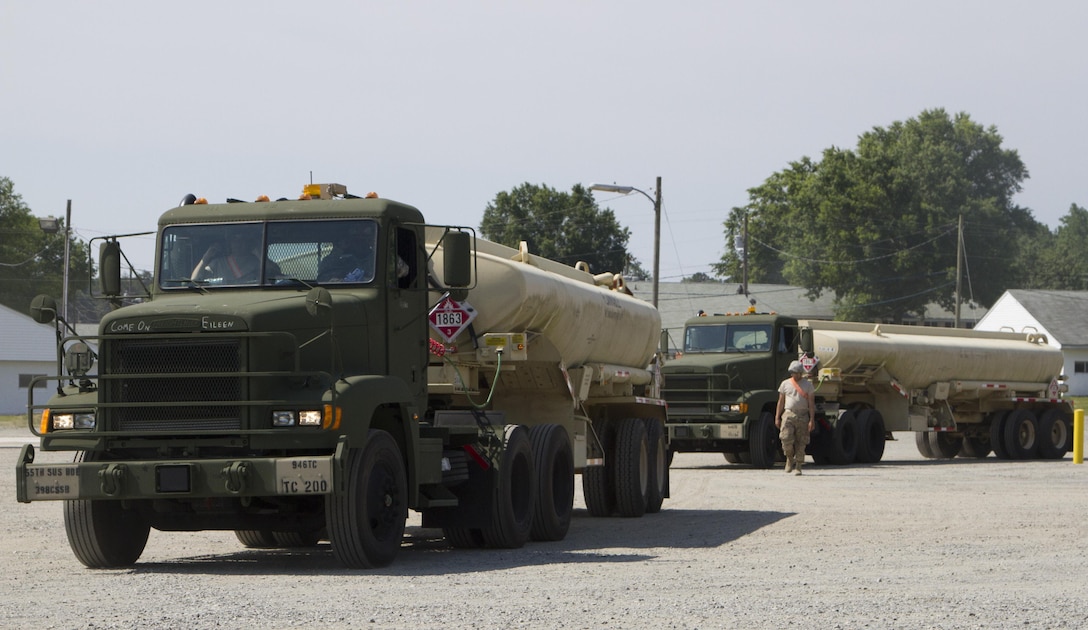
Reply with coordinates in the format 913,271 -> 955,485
662,312 -> 1072,467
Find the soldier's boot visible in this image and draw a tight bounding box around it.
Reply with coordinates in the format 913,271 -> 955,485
784,459 -> 794,473
793,460 -> 803,476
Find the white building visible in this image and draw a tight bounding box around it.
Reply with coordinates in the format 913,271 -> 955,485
0,302 -> 59,415
975,290 -> 1088,395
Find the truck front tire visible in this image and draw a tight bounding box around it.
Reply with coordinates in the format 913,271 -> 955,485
326,429 -> 407,569
64,451 -> 150,569
749,412 -> 779,469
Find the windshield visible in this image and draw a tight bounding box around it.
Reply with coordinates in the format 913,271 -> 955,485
683,323 -> 772,353
160,219 -> 379,288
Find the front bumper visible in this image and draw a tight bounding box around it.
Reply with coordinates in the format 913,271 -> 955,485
16,442 -> 339,503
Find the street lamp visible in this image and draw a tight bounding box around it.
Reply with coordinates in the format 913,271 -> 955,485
589,177 -> 662,308
38,200 -> 72,321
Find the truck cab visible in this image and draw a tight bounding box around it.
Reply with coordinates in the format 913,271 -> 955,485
661,311 -> 800,467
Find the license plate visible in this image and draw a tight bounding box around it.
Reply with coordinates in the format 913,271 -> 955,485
274,457 -> 332,495
24,464 -> 80,500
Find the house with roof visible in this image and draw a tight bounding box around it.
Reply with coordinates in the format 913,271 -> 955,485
0,302 -> 59,415
974,290 -> 1088,395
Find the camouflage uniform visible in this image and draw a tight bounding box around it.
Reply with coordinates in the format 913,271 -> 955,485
779,409 -> 811,472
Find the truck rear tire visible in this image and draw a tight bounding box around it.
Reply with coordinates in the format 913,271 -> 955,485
989,411 -> 1011,459
63,451 -> 150,569
481,425 -> 535,548
749,411 -> 779,469
326,429 -> 407,569
583,422 -> 616,517
855,409 -> 886,463
644,419 -> 666,514
1036,409 -> 1070,460
829,411 -> 858,465
1003,409 -> 1038,460
614,418 -> 649,518
529,424 -> 574,541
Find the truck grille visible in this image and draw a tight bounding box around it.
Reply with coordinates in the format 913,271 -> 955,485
662,374 -> 713,410
105,337 -> 244,431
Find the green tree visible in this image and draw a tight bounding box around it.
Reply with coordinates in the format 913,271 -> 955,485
0,176 -> 93,320
716,109 -> 1039,321
480,182 -> 633,274
1030,204 -> 1088,290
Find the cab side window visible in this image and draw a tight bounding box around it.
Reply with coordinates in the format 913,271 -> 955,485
394,227 -> 418,289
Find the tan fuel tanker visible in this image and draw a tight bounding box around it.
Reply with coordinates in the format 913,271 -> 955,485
425,229 -> 668,519
662,312 -> 1072,470
799,319 -> 1071,463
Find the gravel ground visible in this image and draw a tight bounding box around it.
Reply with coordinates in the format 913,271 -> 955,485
2,427 -> 1086,630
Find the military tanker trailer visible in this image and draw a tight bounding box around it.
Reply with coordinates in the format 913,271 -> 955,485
17,184 -> 666,570
662,313 -> 1071,467
799,319 -> 1072,463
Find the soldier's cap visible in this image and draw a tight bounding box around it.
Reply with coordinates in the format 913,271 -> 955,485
788,360 -> 804,373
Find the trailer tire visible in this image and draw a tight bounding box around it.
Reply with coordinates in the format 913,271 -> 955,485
723,452 -> 743,464
958,435 -> 992,459
442,527 -> 483,549
529,424 -> 574,541
915,431 -> 936,458
235,530 -> 277,548
928,432 -> 962,459
63,451 -> 150,569
749,411 -> 780,469
644,419 -> 666,514
273,529 -> 323,548
481,425 -> 535,548
828,411 -> 858,465
584,421 -> 616,517
989,411 -> 1011,459
1037,409 -> 1071,460
326,430 -> 407,569
1003,409 -> 1038,460
614,418 -> 649,518
855,409 -> 886,463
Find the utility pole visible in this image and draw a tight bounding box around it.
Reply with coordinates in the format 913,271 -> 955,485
954,214 -> 963,328
742,212 -> 749,297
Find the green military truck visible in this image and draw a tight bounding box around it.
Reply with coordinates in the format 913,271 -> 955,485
662,312 -> 1073,468
17,184 -> 667,569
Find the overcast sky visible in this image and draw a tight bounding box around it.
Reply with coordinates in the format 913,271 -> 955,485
3,1 -> 1085,284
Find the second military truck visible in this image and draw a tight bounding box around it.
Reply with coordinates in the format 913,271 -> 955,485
18,184 -> 667,569
662,311 -> 1072,467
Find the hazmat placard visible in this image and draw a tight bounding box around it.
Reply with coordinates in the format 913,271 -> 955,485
428,297 -> 477,343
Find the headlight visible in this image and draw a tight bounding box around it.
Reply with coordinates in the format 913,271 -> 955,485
720,403 -> 748,414
50,412 -> 96,431
271,410 -> 323,427
298,410 -> 323,426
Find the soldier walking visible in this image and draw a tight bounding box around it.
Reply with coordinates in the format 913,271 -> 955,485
775,360 -> 815,475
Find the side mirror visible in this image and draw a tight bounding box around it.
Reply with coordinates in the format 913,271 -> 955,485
305,287 -> 333,318
441,231 -> 472,288
30,294 -> 58,324
100,240 -> 122,297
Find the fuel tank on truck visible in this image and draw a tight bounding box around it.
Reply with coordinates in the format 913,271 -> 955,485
799,320 -> 1063,389
427,229 -> 660,369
